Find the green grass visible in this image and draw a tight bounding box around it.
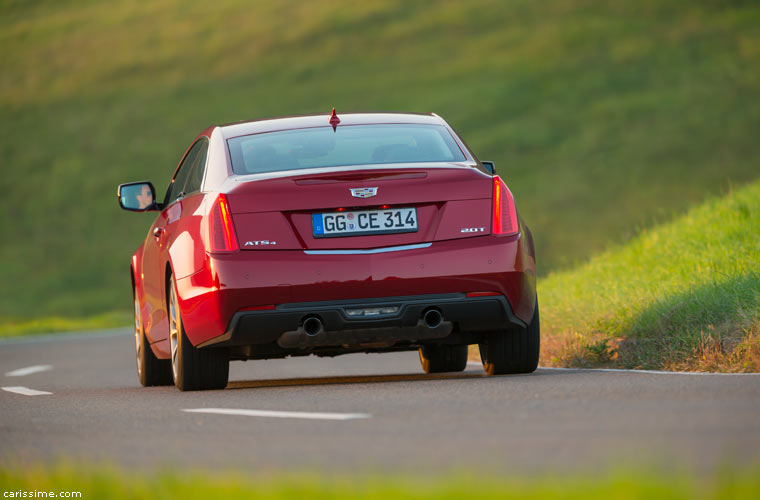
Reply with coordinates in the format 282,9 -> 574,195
540,179 -> 760,371
2,463 -> 759,500
0,311 -> 130,338
1,0 -> 759,325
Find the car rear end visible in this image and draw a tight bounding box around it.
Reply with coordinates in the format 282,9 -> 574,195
175,114 -> 536,363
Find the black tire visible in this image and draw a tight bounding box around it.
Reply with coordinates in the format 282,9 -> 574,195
168,274 -> 229,391
418,344 -> 468,374
479,299 -> 540,375
134,286 -> 172,387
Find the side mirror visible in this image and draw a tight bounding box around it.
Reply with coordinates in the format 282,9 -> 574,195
118,181 -> 158,212
481,161 -> 496,175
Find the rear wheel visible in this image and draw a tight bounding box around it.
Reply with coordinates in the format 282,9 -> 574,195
168,274 -> 229,391
479,300 -> 540,375
134,286 -> 172,387
419,344 -> 468,374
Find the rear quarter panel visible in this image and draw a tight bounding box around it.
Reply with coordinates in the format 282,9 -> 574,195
167,193 -> 207,280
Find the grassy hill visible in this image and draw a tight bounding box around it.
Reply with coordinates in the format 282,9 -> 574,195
2,462 -> 760,500
540,179 -> 760,372
1,0 -> 759,326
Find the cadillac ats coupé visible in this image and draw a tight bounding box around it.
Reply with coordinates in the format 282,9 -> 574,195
118,111 -> 539,391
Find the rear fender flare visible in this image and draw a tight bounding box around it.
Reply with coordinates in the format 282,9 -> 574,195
130,246 -> 147,325
168,231 -> 203,280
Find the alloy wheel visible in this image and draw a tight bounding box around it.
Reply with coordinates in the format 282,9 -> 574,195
169,280 -> 179,383
134,292 -> 142,376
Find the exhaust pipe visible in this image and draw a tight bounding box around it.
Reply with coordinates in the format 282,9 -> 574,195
303,316 -> 323,337
423,309 -> 443,329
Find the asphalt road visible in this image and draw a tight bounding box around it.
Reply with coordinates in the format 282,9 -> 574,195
1,330 -> 759,474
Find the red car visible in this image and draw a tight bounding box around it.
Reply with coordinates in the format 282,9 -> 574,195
118,111 -> 539,391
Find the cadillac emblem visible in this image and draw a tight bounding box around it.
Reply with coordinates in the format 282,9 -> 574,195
350,187 -> 378,198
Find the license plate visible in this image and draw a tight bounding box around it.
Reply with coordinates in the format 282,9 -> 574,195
312,207 -> 418,238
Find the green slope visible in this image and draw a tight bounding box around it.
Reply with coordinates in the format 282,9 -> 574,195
1,0 -> 759,322
540,179 -> 760,371
2,463 -> 760,500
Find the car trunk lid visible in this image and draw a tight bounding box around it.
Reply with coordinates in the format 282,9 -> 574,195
226,164 -> 493,250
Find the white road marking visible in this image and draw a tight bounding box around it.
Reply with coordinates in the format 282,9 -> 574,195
5,364 -> 53,377
183,408 -> 372,421
2,386 -> 53,396
466,360 -> 760,376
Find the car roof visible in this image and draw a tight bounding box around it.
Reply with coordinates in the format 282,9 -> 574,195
218,112 -> 445,140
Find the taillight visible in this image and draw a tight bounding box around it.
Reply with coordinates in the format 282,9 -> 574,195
209,194 -> 239,252
466,291 -> 502,298
241,305 -> 275,311
492,176 -> 519,236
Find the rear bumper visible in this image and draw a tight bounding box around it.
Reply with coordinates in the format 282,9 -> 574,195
175,233 -> 536,347
198,293 -> 525,349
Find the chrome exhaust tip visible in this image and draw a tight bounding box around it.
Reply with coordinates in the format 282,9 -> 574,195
423,309 -> 443,329
303,316 -> 324,337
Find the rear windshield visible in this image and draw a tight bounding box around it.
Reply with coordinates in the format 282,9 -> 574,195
227,124 -> 467,175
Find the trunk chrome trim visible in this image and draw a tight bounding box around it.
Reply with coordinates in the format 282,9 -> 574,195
304,243 -> 432,255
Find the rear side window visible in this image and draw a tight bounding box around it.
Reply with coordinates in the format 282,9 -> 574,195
227,124 -> 466,175
165,139 -> 207,205
183,139 -> 208,195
